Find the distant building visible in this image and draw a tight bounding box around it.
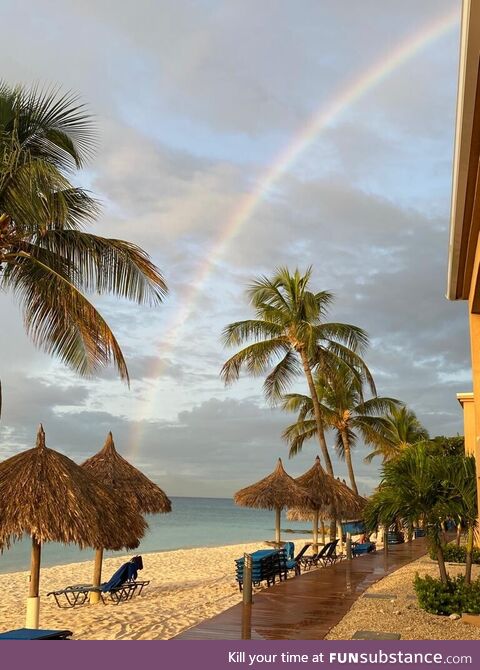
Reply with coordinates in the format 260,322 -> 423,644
447,0 -> 480,521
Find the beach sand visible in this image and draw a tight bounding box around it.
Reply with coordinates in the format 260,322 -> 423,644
0,541 -> 294,640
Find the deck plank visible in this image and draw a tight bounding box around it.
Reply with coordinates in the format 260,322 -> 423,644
173,539 -> 427,640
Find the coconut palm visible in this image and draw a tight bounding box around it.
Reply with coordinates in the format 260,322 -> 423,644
221,267 -> 374,475
0,82 -> 167,390
364,405 -> 429,463
282,367 -> 399,494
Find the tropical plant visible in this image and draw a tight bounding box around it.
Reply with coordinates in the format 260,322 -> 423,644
364,405 -> 429,463
281,365 -> 399,494
0,83 -> 167,390
365,445 -> 451,583
414,573 -> 480,615
436,456 -> 477,584
428,544 -> 480,565
428,435 -> 465,457
220,267 -> 374,476
365,447 -> 477,586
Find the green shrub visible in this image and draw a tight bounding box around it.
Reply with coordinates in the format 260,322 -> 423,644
414,574 -> 480,615
428,544 -> 480,564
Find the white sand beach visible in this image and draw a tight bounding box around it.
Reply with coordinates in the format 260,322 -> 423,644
4,541 -> 476,641
0,541 -> 286,640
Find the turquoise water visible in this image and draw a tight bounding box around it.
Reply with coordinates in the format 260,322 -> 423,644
0,497 -> 312,574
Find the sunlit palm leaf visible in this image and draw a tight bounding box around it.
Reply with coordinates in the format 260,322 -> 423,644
220,338 -> 290,384
3,251 -> 129,381
263,350 -> 302,405
282,419 -> 317,458
1,82 -> 167,382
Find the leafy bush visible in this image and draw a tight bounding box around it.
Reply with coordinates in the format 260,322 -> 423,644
428,544 -> 480,564
414,574 -> 480,615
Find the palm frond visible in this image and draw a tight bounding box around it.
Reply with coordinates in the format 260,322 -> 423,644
280,393 -> 313,414
34,231 -> 167,304
221,319 -> 283,347
2,251 -> 129,381
314,322 -> 369,353
282,419 -> 318,458
355,397 -> 401,416
220,338 -> 290,385
351,415 -> 389,448
320,340 -> 376,395
263,350 -> 302,405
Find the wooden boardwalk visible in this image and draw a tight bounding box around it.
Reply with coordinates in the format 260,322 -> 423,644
174,539 -> 428,640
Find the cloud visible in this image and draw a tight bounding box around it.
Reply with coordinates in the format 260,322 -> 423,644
0,0 -> 466,498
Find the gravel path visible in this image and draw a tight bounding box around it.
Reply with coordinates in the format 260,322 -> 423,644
326,555 -> 480,640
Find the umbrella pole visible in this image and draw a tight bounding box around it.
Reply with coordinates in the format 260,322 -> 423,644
26,537 -> 41,629
313,509 -> 319,550
337,520 -> 344,554
321,520 -> 326,545
90,547 -> 104,605
275,508 -> 281,545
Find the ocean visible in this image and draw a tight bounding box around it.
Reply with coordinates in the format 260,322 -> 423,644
0,497 -> 312,574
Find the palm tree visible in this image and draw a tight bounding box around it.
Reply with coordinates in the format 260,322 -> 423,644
364,445 -> 450,583
0,83 -> 167,389
436,456 -> 477,584
282,367 -> 399,494
221,267 -> 374,476
365,447 -> 477,586
364,405 -> 429,463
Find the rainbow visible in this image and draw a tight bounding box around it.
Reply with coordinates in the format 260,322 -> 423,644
127,6 -> 459,458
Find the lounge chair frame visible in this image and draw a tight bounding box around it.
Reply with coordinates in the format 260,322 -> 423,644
47,579 -> 150,608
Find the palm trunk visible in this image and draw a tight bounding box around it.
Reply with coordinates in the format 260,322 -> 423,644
465,526 -> 474,585
299,350 -> 334,475
436,543 -> 449,585
456,524 -> 462,547
340,429 -> 358,494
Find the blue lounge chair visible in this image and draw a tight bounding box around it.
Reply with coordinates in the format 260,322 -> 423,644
284,544 -> 310,575
300,539 -> 339,570
0,628 -> 72,640
321,539 -> 340,565
352,541 -> 376,556
283,542 -> 295,560
341,520 -> 366,536
48,555 -> 149,608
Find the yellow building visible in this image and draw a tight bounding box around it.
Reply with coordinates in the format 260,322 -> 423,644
447,0 -> 480,519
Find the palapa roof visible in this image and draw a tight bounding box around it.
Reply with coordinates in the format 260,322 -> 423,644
234,458 -> 313,511
294,455 -> 334,508
287,457 -> 366,521
0,426 -> 146,551
82,432 -> 171,515
332,477 -> 367,518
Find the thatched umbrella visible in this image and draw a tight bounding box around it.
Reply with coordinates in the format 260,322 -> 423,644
332,477 -> 367,519
82,432 -> 172,601
287,457 -> 366,546
0,426 -> 146,628
293,456 -> 335,548
233,458 -> 313,544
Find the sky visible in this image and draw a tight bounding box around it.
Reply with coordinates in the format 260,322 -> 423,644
0,0 -> 468,497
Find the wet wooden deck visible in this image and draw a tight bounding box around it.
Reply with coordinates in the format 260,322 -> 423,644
174,539 -> 428,640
